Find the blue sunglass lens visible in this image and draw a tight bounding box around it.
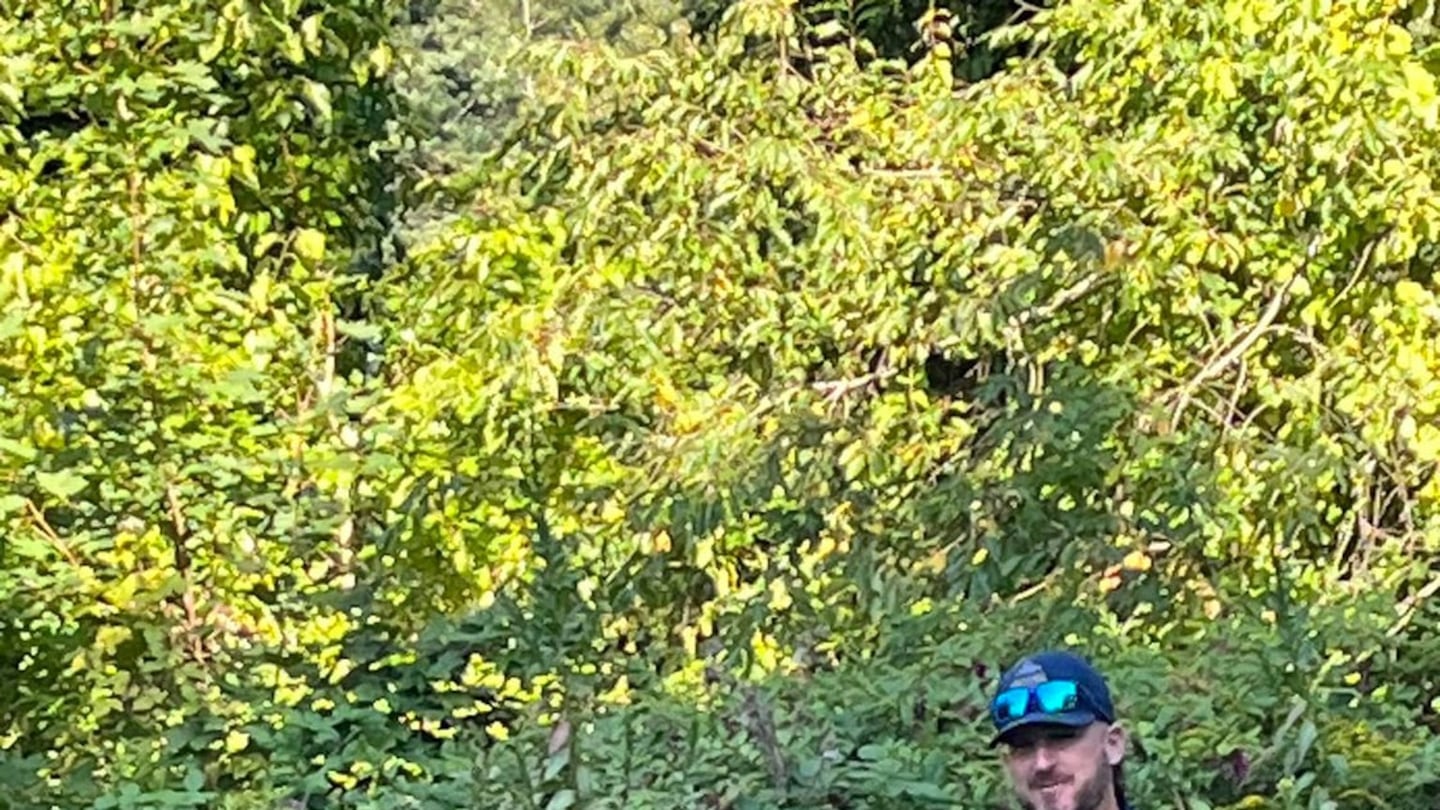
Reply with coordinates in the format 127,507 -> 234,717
993,688 -> 1030,722
1035,680 -> 1079,712
991,680 -> 1081,722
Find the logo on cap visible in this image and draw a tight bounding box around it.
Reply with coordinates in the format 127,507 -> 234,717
1008,659 -> 1048,688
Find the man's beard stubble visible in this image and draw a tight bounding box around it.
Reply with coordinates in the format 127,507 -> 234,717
1014,759 -> 1112,810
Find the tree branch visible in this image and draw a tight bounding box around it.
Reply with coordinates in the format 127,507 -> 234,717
165,482 -> 205,664
1013,272 -> 1111,328
1167,237 -> 1312,433
810,369 -> 898,402
1388,574 -> 1440,638
25,500 -> 78,567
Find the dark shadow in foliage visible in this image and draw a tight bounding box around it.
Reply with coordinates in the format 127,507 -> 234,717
602,352 -> 1205,678
906,356 -> 1137,601
682,0 -> 1034,81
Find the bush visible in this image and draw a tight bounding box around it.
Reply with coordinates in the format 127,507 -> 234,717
3,0 -> 1440,807
0,0 -> 406,805
176,590 -> 1440,808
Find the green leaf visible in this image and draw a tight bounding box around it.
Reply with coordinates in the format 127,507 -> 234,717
197,29 -> 226,64
223,730 -> 250,754
1402,61 -> 1436,102
0,82 -> 20,115
36,470 -> 87,499
300,79 -> 333,123
0,437 -> 36,461
336,320 -> 382,341
294,228 -> 327,263
182,766 -> 205,792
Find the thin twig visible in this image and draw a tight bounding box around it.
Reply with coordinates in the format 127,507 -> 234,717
165,483 -> 205,664
810,369 -> 898,402
1014,272 -> 1112,327
1224,356 -> 1248,432
25,500 -> 78,566
127,145 -> 147,302
739,687 -> 788,788
315,306 -> 338,432
1010,565 -> 1070,606
1334,229 -> 1385,304
859,166 -> 950,179
1168,270 -> 1299,432
165,484 -> 191,571
1388,574 -> 1440,637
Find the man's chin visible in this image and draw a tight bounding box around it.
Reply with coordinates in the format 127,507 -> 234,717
1019,785 -> 1076,810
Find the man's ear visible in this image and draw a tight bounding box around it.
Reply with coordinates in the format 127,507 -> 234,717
1103,723 -> 1127,766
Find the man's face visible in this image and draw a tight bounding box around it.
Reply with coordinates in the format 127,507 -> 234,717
1000,722 -> 1125,810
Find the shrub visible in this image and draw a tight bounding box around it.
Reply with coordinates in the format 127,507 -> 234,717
4,0 -> 1440,807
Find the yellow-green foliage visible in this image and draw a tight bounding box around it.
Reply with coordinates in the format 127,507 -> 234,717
3,0 -> 1440,808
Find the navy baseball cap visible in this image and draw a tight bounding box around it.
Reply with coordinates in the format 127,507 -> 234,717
988,649 -> 1116,747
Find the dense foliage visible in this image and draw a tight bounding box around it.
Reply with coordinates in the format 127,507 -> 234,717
3,0 -> 1440,808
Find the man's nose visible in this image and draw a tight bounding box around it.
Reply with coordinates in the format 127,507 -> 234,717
1032,740 -> 1060,769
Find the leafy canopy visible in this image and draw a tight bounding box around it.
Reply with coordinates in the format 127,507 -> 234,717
3,0 -> 1440,808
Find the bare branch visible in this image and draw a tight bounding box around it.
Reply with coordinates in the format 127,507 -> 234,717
810,370 -> 897,402
25,500 -> 78,567
1168,258 -> 1303,432
1388,574 -> 1440,638
1013,272 -> 1111,328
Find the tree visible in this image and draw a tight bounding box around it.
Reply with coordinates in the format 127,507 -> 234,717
0,0 -> 406,803
5,0 -> 1440,806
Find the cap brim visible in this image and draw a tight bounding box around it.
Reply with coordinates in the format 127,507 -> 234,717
989,709 -> 1098,748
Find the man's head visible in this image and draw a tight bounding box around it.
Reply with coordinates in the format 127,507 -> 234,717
988,650 -> 1128,810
